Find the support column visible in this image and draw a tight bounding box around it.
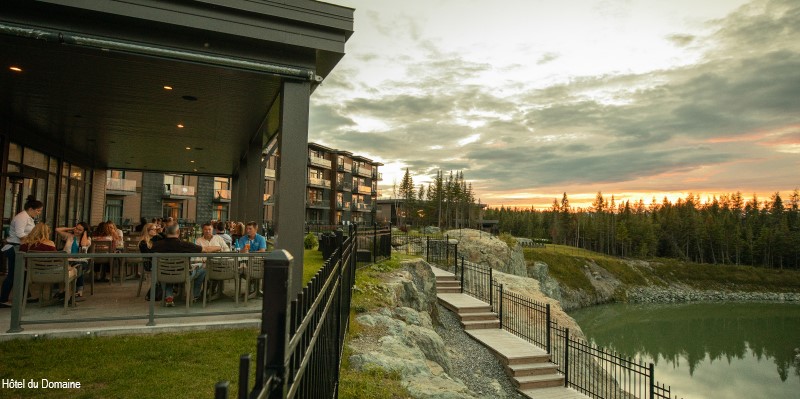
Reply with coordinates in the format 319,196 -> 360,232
275,79 -> 310,295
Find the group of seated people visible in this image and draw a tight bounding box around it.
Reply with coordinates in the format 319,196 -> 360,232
0,209 -> 269,308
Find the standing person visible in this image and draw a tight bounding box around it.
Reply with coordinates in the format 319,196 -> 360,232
151,224 -> 218,307
55,222 -> 92,298
0,197 -> 43,307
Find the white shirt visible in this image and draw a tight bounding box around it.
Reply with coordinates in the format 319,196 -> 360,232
7,211 -> 34,244
195,234 -> 229,252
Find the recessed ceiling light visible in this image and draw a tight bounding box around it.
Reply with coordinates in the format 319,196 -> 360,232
190,160 -> 195,163
185,147 -> 191,150
163,85 -> 173,90
177,124 -> 184,128
9,66 -> 22,72
193,169 -> 198,172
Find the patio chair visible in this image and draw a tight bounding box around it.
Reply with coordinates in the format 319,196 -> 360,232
89,240 -> 113,284
156,256 -> 192,309
203,257 -> 239,307
121,241 -> 148,295
22,256 -> 77,313
241,256 -> 267,304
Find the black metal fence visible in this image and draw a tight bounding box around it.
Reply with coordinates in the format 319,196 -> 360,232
216,228 -> 356,399
438,256 -> 682,399
354,224 -> 391,264
425,236 -> 457,271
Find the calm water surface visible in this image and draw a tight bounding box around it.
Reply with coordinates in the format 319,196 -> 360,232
569,302 -> 800,399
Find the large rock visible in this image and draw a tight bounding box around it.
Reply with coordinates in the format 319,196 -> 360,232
444,229 -> 526,276
347,259 -> 478,399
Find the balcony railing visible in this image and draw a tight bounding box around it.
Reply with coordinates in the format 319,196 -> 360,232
337,201 -> 351,211
353,165 -> 372,177
352,202 -> 372,212
106,178 -> 137,193
309,156 -> 331,169
264,168 -> 276,179
214,189 -> 231,202
164,184 -> 195,197
308,177 -> 331,188
374,172 -> 383,181
355,185 -> 371,194
336,181 -> 352,191
307,199 -> 329,209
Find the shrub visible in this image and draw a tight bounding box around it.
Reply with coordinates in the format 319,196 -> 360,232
303,233 -> 318,249
498,232 -> 517,249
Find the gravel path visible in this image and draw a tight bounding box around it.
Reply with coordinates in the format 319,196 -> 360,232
434,303 -> 525,399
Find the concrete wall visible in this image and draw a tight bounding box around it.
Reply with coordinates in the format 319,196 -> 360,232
90,169 -> 107,225
140,172 -> 164,220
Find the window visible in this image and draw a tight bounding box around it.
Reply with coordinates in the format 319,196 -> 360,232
164,174 -> 185,186
308,188 -> 323,203
105,199 -> 123,225
108,170 -> 126,179
214,177 -> 230,191
213,204 -> 228,221
163,201 -> 183,219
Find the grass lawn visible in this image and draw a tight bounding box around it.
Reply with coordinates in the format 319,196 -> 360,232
0,329 -> 259,398
524,244 -> 800,293
0,250 -> 330,398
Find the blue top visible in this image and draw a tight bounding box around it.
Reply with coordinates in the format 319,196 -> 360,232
236,234 -> 268,252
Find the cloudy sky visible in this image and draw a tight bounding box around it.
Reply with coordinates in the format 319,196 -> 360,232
310,0 -> 800,208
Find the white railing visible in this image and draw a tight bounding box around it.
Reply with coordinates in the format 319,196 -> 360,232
264,168 -> 276,179
309,156 -> 331,168
308,177 -> 331,188
164,184 -> 195,196
106,178 -> 136,192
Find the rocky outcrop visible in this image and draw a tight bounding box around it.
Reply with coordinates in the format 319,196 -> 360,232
347,259 -> 479,399
445,229 -> 526,276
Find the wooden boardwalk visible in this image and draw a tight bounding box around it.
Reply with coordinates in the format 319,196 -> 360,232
432,265 -> 589,399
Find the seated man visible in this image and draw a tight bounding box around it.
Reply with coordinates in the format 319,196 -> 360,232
196,222 -> 229,297
151,224 -> 220,306
237,221 -> 268,296
214,221 -> 233,248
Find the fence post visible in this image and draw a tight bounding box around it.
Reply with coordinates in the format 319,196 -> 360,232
262,250 -> 294,399
649,363 -> 655,399
564,328 -> 570,388
453,242 -> 458,270
373,222 -> 378,262
214,381 -> 229,399
498,284 -> 504,329
445,234 -> 449,265
459,257 -> 465,294
6,252 -> 25,333
388,222 -> 392,258
238,354 -> 251,399
546,304 -> 552,354
426,236 -> 430,263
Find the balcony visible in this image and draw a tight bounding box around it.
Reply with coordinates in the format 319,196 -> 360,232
355,185 -> 371,194
353,165 -> 372,177
264,168 -> 276,180
105,178 -> 137,195
336,181 -> 352,191
214,189 -> 231,202
308,176 -> 331,188
336,201 -> 351,211
163,184 -> 195,198
309,156 -> 331,169
352,202 -> 372,212
307,199 -> 330,209
337,163 -> 350,172
374,172 -> 383,181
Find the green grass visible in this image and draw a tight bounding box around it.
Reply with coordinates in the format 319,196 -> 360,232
524,244 -> 800,293
0,329 -> 258,398
338,254 -> 413,398
303,248 -> 325,285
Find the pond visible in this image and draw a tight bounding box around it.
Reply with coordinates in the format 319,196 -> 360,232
569,302 -> 800,399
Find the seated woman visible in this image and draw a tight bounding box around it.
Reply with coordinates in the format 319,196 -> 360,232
55,222 -> 92,297
21,223 -> 76,300
137,222 -> 162,271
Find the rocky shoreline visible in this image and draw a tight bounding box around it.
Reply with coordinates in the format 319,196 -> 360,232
625,286 -> 800,304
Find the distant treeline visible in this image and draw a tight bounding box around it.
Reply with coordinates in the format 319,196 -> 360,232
486,191 -> 800,269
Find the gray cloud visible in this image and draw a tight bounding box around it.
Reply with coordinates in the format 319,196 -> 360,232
311,0 -> 800,197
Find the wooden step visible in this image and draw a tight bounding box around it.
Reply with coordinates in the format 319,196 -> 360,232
513,374 -> 564,390
500,353 -> 552,366
438,287 -> 462,294
459,312 -> 497,322
507,362 -> 559,377
461,320 -> 500,330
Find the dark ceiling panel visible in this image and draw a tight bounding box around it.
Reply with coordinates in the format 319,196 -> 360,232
0,34 -> 281,175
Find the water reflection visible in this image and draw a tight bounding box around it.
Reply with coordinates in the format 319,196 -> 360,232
570,303 -> 800,399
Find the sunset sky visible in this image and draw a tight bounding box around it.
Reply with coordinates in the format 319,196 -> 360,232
309,0 -> 800,208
